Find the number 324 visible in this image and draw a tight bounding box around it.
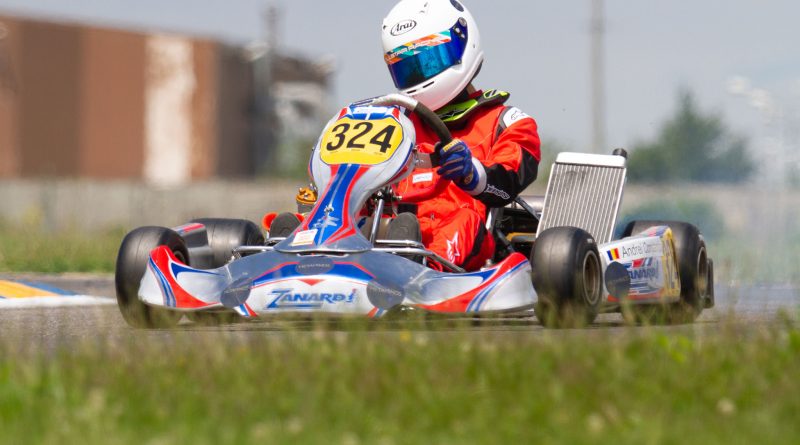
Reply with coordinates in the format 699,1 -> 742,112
325,122 -> 396,154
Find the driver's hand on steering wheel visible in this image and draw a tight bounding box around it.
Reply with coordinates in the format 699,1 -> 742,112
436,139 -> 486,194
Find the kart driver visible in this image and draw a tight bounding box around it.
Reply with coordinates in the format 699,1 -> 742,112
382,0 -> 541,270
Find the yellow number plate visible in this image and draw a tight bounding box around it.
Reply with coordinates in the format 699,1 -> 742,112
320,117 -> 404,165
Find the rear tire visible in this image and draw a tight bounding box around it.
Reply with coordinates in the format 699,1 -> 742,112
532,227 -> 603,328
622,220 -> 710,324
115,227 -> 186,329
190,218 -> 264,267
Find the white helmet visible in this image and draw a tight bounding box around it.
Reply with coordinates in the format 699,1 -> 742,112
382,0 -> 483,111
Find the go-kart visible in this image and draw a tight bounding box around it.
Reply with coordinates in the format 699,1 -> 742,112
115,94 -> 714,328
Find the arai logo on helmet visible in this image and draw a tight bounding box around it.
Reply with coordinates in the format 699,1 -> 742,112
391,19 -> 417,36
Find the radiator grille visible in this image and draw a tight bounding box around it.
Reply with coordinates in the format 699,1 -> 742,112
537,161 -> 626,244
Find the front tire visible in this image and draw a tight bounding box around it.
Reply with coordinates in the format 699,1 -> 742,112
622,220 -> 710,324
115,227 -> 186,329
532,227 -> 603,328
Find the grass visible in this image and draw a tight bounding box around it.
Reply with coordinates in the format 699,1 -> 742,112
1,213 -> 797,443
1,319 -> 799,444
0,225 -> 123,273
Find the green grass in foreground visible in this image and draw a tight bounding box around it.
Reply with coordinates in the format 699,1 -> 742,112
1,320 -> 799,444
0,226 -> 122,273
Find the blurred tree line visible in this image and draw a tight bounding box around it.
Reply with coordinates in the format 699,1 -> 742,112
627,90 -> 755,183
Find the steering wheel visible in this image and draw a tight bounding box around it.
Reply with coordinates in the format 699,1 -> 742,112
363,94 -> 452,203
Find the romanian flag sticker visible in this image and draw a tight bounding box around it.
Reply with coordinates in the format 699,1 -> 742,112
606,248 -> 621,261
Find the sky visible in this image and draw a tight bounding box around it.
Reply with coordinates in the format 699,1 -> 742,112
1,0 -> 798,164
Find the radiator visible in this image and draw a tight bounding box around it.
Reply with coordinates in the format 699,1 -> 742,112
536,153 -> 627,244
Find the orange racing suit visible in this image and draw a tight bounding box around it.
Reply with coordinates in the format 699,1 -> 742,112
395,89 -> 541,270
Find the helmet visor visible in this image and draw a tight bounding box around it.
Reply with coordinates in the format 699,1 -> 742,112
385,20 -> 469,90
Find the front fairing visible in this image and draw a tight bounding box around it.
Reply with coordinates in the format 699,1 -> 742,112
139,247 -> 535,318
277,105 -> 417,254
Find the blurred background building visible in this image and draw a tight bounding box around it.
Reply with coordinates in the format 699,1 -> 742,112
0,1 -> 796,234
0,9 -> 333,185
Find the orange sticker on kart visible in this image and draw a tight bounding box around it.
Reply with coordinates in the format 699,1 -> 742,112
320,117 -> 404,165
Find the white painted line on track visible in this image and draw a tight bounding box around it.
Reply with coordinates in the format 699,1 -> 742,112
0,296 -> 115,309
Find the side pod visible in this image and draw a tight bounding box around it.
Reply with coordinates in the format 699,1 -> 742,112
139,246 -> 229,310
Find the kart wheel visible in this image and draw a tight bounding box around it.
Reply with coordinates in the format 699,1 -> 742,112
115,227 -> 186,329
532,227 -> 603,328
622,220 -> 711,324
190,218 -> 265,268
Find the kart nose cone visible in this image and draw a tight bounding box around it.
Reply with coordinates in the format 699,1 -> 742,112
221,277 -> 253,308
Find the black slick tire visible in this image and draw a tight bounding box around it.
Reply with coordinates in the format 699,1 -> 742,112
531,227 -> 603,328
115,226 -> 186,329
190,218 -> 264,267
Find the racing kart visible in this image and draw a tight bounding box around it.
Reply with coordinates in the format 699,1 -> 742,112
115,94 -> 714,328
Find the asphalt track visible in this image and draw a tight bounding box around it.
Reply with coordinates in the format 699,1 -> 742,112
0,273 -> 798,346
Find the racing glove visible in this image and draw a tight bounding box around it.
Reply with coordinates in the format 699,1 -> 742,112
436,139 -> 487,195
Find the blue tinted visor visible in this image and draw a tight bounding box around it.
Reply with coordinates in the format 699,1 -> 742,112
385,20 -> 469,90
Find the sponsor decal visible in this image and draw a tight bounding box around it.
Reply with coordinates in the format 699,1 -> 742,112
439,109 -> 461,121
616,241 -> 662,260
649,225 -> 671,237
502,107 -> 531,128
625,257 -> 665,297
172,222 -> 205,235
220,277 -> 253,308
266,288 -> 357,310
412,172 -> 434,184
629,266 -> 659,281
660,235 -> 680,297
385,31 -> 452,64
312,214 -> 340,230
350,105 -> 391,115
296,257 -> 335,275
390,19 -> 417,36
366,280 -> 404,309
485,184 -> 510,200
604,261 -> 630,300
292,229 -> 318,246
